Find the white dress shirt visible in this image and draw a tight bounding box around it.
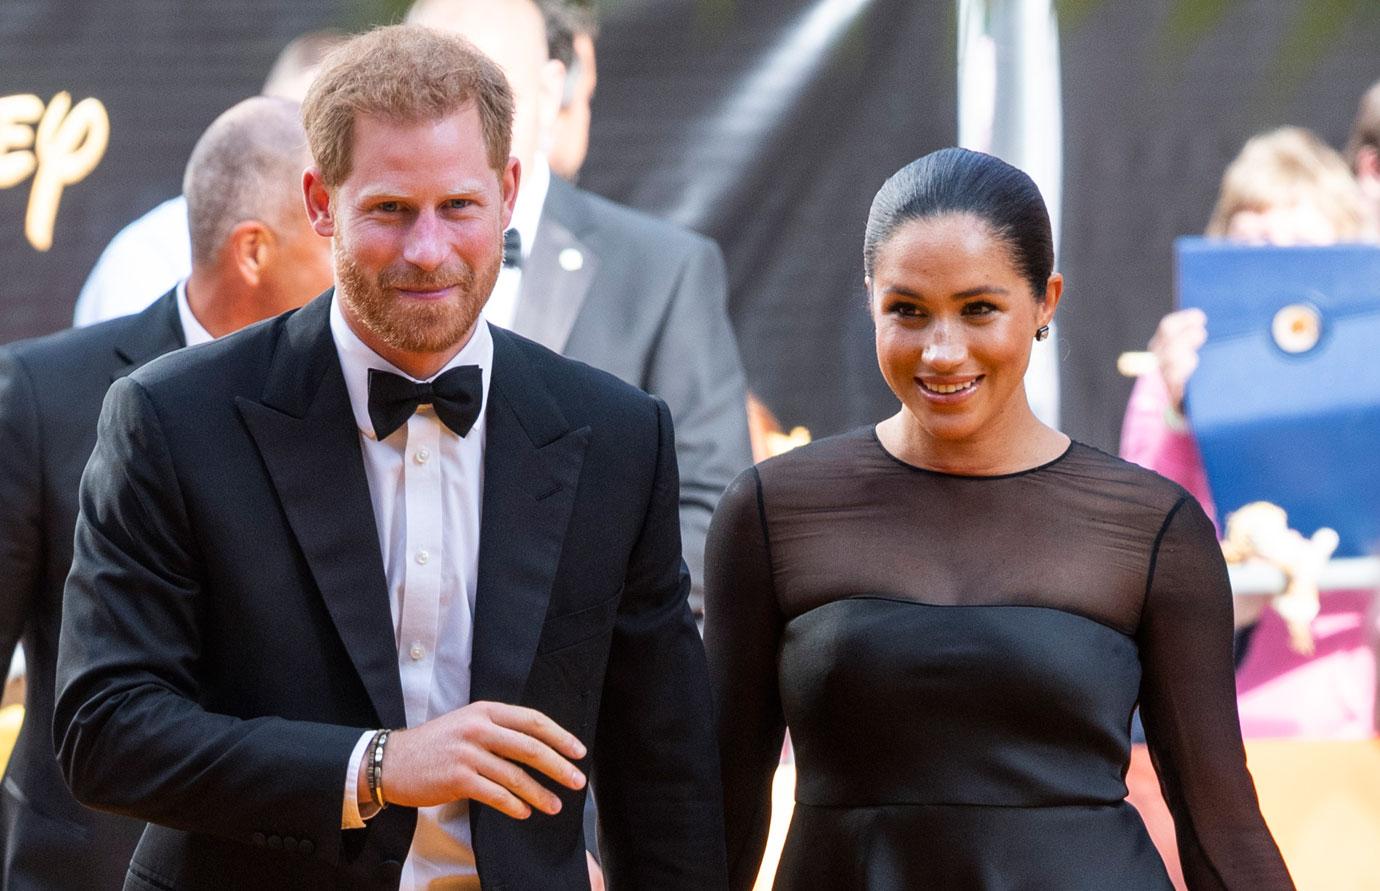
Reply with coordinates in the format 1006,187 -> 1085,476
330,296 -> 492,891
174,280 -> 213,347
481,154 -> 550,330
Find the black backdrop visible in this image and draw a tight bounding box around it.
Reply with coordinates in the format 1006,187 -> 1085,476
0,0 -> 955,440
1057,0 -> 1380,450
4,0 -> 1379,447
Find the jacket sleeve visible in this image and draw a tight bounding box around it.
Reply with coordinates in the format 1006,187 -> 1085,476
592,397 -> 729,889
643,237 -> 752,624
0,350 -> 43,679
54,376 -> 364,867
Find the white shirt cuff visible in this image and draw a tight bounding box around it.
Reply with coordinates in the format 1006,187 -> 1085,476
342,730 -> 380,829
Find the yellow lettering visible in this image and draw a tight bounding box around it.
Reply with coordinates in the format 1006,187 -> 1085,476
1,92 -> 110,252
0,94 -> 44,188
27,92 -> 110,251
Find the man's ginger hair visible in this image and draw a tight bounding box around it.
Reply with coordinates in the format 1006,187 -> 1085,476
302,24 -> 514,187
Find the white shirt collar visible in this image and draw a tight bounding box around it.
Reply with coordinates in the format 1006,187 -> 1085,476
175,279 -> 214,347
328,293 -> 495,441
510,154 -> 551,259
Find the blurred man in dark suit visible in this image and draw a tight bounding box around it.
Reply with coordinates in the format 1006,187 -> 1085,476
407,0 -> 753,623
0,96 -> 330,890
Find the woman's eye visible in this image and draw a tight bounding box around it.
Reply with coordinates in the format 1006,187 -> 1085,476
890,303 -> 923,318
963,301 -> 997,316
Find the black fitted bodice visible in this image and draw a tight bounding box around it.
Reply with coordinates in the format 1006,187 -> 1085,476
705,429 -> 1293,890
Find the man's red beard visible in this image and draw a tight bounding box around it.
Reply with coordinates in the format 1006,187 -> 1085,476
334,239 -> 500,357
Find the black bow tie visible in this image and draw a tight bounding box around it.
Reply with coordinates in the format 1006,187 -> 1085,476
503,228 -> 521,269
367,366 -> 483,440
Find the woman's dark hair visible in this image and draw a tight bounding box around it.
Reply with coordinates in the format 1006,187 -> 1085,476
863,147 -> 1054,299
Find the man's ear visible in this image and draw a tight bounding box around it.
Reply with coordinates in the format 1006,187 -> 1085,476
499,156 -> 522,231
303,167 -> 335,237
228,221 -> 272,287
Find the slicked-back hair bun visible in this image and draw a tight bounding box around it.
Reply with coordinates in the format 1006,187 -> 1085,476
864,147 -> 1054,300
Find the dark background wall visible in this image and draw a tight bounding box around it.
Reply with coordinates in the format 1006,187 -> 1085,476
0,1 -> 377,340
0,0 -> 956,441
1057,0 -> 1380,450
582,0 -> 957,435
4,0 -> 1378,449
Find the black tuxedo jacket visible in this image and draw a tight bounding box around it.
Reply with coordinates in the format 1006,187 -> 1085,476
55,293 -> 726,890
0,292 -> 183,890
514,177 -> 752,619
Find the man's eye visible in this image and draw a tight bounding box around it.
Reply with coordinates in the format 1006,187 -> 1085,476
446,199 -> 473,210
375,201 -> 401,213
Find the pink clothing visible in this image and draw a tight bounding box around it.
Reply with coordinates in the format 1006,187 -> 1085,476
1235,590 -> 1377,738
1118,373 -> 1216,527
1119,373 -> 1377,738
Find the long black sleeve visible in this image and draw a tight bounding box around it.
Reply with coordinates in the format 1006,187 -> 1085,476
1137,495 -> 1294,890
704,467 -> 786,891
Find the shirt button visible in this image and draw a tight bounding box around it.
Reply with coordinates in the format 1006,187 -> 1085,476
415,549 -> 429,565
414,448 -> 431,464
409,642 -> 426,661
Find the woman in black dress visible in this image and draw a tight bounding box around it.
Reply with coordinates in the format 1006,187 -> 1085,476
705,148 -> 1293,890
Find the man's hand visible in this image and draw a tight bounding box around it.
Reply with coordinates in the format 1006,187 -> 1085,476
358,701 -> 586,819
1148,308 -> 1208,410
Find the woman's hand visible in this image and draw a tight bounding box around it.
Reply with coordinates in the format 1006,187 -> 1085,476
1148,308 -> 1208,410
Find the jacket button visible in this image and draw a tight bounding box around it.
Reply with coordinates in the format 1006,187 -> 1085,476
299,838 -> 315,855
283,836 -> 299,852
252,832 -> 266,847
267,835 -> 283,850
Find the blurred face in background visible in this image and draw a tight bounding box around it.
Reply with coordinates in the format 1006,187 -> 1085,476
408,0 -> 563,171
1225,200 -> 1340,246
260,197 -> 335,312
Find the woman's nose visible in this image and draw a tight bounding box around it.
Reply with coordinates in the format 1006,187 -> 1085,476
922,323 -> 967,368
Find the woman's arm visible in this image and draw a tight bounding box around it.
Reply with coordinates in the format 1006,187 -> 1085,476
1136,494 -> 1293,889
704,467 -> 787,891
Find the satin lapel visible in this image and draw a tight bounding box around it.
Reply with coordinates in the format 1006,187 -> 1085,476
511,180 -> 599,354
470,327 -> 589,706
111,290 -> 184,380
235,293 -> 406,729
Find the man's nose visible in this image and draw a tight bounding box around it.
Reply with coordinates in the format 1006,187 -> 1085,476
402,211 -> 448,271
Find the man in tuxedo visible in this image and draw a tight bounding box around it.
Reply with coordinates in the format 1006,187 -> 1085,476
407,0 -> 752,621
56,24 -> 725,891
0,96 -> 330,890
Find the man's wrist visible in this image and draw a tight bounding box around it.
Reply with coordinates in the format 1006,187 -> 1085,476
366,728 -> 392,810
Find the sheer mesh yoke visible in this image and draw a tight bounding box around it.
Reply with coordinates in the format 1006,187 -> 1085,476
705,428 -> 1293,891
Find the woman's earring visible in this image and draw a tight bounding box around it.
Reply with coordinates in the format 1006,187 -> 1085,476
1035,325 -> 1050,342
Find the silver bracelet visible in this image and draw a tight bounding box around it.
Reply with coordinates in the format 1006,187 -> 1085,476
367,729 -> 391,810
